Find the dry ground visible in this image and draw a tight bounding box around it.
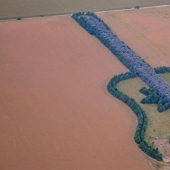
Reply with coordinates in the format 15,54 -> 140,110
0,0 -> 170,19
0,16 -> 153,170
153,139 -> 170,163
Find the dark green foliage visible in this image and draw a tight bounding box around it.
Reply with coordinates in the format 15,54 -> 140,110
140,87 -> 153,96
154,66 -> 170,74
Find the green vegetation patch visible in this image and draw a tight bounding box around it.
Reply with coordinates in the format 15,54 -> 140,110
118,73 -> 170,142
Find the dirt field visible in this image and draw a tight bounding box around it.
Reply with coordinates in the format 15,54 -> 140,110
0,0 -> 170,19
0,16 -> 153,170
98,6 -> 170,68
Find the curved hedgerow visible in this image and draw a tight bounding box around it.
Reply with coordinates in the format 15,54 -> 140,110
107,70 -> 170,161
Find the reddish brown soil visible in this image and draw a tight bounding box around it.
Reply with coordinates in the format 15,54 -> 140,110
0,16 -> 152,170
98,6 -> 170,68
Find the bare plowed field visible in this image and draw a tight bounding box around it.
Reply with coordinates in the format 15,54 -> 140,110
98,6 -> 170,68
0,17 -> 152,170
1,0 -> 170,19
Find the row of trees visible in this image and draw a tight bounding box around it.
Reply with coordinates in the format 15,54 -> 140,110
71,12 -> 170,112
107,71 -> 163,161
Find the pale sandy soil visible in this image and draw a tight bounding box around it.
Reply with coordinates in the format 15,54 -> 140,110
98,6 -> 170,68
153,139 -> 170,163
0,17 -> 153,170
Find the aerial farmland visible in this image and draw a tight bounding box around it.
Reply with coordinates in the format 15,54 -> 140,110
0,0 -> 170,19
0,1 -> 170,170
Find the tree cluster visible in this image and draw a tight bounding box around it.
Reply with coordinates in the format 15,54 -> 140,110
71,12 -> 170,111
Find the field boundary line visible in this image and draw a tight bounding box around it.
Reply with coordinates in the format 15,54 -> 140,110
0,4 -> 170,22
96,4 -> 170,14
